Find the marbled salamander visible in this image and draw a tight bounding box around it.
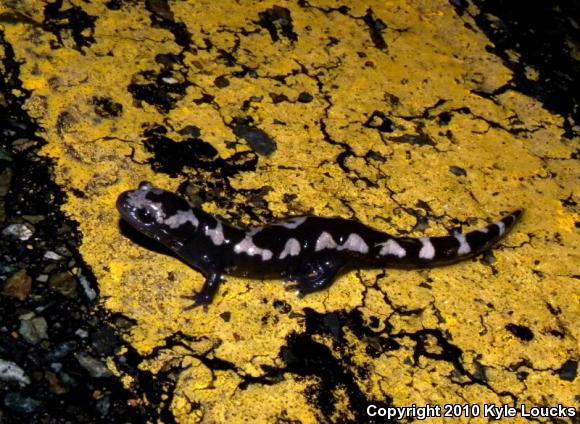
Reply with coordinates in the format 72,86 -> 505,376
117,182 -> 522,309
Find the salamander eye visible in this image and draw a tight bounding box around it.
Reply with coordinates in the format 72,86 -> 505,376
139,181 -> 152,190
137,209 -> 155,224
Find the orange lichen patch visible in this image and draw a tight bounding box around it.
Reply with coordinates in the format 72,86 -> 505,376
1,0 -> 577,422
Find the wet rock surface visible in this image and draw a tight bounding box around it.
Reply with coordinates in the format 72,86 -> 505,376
0,1 -> 577,423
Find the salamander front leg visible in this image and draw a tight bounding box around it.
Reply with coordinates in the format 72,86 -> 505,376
182,273 -> 223,311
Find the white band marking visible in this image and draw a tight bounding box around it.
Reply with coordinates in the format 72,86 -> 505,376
419,237 -> 435,260
455,234 -> 471,255
315,232 -> 337,251
378,239 -> 406,257
497,221 -> 506,236
337,233 -> 369,254
279,238 -> 301,259
234,237 -> 273,261
164,209 -> 199,228
205,221 -> 224,245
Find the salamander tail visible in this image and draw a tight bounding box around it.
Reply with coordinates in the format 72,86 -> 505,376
375,209 -> 523,267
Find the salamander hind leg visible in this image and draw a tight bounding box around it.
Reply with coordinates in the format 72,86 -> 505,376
285,256 -> 345,297
182,273 -> 223,311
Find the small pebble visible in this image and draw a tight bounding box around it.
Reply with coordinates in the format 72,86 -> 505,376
50,362 -> 63,372
0,148 -> 12,162
3,392 -> 43,414
2,269 -> 32,301
2,223 -> 34,240
18,313 -> 48,345
43,251 -> 63,261
75,352 -> 113,378
232,119 -> 277,156
0,168 -> 13,196
77,270 -> 97,301
45,371 -> 68,394
96,395 -> 111,416
558,360 -> 577,381
36,274 -> 49,283
214,75 -> 230,88
297,92 -> 314,103
449,165 -> 467,177
49,272 -> 78,298
4,392 -> 42,414
12,138 -> 36,152
22,215 -> 45,224
75,329 -> 89,338
48,341 -> 78,361
0,358 -> 30,385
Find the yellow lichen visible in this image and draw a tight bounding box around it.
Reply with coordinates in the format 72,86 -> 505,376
1,0 -> 577,422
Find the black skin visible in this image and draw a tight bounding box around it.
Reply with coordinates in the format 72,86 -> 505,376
117,182 -> 523,309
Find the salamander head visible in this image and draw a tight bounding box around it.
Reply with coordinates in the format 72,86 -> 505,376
116,181 -> 199,246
